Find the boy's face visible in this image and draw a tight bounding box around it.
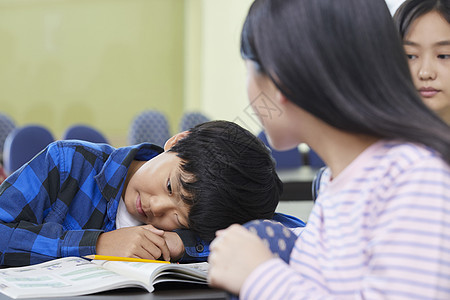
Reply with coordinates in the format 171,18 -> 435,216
122,151 -> 190,231
404,11 -> 450,123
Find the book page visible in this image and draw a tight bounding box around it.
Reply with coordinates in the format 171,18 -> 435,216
98,261 -> 208,288
153,271 -> 209,285
0,257 -> 150,299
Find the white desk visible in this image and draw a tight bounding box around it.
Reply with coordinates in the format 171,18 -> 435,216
277,200 -> 314,223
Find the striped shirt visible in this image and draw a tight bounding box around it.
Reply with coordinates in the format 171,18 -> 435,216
241,140 -> 450,299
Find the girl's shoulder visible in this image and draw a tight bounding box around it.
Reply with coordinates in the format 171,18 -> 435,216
375,140 -> 446,169
363,140 -> 450,187
324,140 -> 449,192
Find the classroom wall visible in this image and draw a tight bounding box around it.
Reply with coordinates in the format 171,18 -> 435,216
0,0 -> 400,147
182,0 -> 202,113
183,0 -> 257,133
0,0 -> 258,147
0,0 -> 185,146
0,0 -> 256,148
193,0 -> 260,133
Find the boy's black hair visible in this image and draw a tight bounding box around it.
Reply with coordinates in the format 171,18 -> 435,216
169,120 -> 282,241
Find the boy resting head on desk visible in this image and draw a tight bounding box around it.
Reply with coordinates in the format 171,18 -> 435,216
0,120 -> 304,267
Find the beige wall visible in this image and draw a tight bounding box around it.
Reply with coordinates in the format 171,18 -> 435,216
0,0 -> 257,147
199,0 -> 260,133
0,0 -> 185,146
184,0 -> 261,134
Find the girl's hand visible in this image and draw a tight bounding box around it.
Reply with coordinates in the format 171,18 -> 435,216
96,225 -> 171,261
207,224 -> 274,295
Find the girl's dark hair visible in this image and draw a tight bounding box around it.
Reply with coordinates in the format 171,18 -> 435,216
169,120 -> 282,241
241,0 -> 450,164
394,0 -> 450,39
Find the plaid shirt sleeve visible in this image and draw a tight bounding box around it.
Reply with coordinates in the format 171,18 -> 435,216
175,229 -> 210,263
0,141 -> 107,267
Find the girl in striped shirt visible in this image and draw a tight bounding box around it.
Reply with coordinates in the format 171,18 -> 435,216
207,0 -> 450,299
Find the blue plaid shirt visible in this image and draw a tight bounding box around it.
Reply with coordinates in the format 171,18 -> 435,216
0,140 -> 163,266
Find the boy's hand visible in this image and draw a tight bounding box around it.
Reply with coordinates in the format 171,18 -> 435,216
162,231 -> 185,262
96,225 -> 171,261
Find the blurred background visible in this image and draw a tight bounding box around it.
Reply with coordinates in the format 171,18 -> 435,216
0,0 -> 406,147
0,0 -> 408,220
0,0 -> 257,146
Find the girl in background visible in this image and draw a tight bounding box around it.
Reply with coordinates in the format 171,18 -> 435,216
207,0 -> 450,298
394,0 -> 450,124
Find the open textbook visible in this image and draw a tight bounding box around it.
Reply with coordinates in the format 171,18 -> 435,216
0,257 -> 208,299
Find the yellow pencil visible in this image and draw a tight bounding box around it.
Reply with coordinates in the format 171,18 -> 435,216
84,255 -> 170,264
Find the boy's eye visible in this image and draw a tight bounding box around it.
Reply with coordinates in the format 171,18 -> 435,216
438,54 -> 450,59
167,178 -> 173,195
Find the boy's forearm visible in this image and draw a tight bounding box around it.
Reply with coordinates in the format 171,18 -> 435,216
0,221 -> 101,267
60,230 -> 103,257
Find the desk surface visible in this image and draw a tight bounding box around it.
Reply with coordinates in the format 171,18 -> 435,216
0,287 -> 230,300
277,166 -> 318,182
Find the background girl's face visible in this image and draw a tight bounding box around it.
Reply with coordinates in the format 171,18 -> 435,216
404,11 -> 450,122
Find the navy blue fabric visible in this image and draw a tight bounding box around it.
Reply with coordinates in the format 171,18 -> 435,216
311,166 -> 327,201
244,219 -> 298,263
272,212 -> 306,228
3,125 -> 54,175
307,149 -> 325,168
257,131 -> 303,169
179,112 -> 210,132
62,124 -> 109,144
177,213 -> 305,263
128,110 -> 171,148
229,219 -> 300,300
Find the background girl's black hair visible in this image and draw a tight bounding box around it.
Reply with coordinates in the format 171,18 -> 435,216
241,0 -> 450,164
394,0 -> 450,39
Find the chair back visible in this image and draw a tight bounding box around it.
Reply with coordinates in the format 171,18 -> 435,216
3,125 -> 54,175
62,124 -> 109,144
0,113 -> 16,163
257,131 -> 303,169
307,149 -> 326,168
179,112 -> 210,132
128,110 -> 171,148
311,166 -> 327,201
